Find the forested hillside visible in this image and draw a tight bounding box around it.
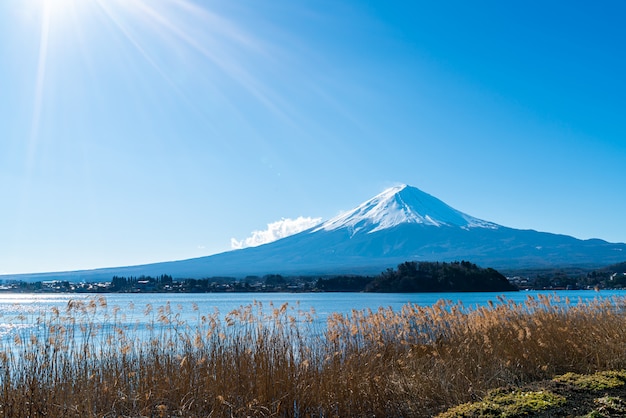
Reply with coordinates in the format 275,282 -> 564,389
317,261 -> 516,292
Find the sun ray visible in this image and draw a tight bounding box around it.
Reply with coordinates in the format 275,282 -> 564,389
27,0 -> 52,171
124,0 -> 288,120
94,0 -> 178,90
24,0 -> 297,162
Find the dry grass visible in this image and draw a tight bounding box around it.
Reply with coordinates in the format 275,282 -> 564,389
0,294 -> 625,417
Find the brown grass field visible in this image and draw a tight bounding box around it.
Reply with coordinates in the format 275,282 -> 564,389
0,294 -> 625,417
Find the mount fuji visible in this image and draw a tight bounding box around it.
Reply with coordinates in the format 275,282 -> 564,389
5,185 -> 626,281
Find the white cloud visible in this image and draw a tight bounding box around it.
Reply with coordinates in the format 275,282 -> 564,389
231,216 -> 322,249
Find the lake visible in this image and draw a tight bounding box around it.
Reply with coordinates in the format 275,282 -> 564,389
1,290 -> 625,341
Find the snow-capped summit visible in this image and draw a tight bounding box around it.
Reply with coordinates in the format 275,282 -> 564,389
315,184 -> 498,234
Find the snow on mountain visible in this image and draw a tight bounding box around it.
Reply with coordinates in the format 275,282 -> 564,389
4,184 -> 626,282
315,184 -> 498,234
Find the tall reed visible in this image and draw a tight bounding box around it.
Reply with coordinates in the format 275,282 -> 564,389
0,294 -> 624,417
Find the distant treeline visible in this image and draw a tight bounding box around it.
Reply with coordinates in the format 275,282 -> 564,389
105,261 -> 517,293
505,260 -> 626,290
2,261 -> 516,293
4,260 -> 626,293
318,261 -> 516,292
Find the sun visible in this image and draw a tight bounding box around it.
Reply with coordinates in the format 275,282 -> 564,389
41,0 -> 87,23
25,0 -> 266,160
43,0 -> 79,12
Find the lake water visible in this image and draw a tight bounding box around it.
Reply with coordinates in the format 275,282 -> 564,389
1,290 -> 625,340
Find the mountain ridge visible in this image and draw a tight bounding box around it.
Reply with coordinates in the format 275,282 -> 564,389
3,185 -> 625,281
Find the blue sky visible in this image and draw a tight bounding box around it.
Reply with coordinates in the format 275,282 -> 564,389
1,0 -> 625,275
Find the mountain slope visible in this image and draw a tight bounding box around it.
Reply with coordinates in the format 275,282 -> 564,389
4,185 -> 626,281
